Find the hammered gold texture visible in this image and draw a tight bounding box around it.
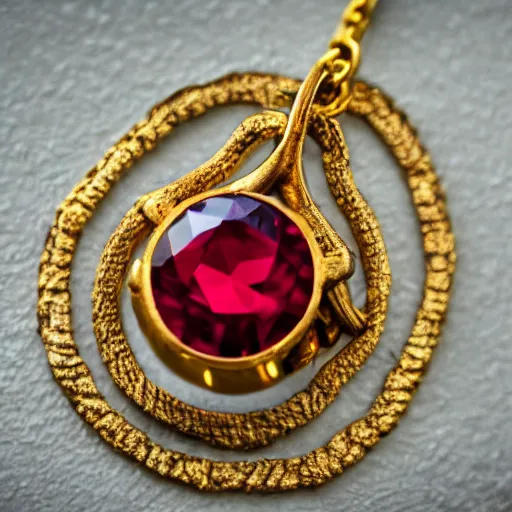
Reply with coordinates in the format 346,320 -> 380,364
91,77 -> 388,449
37,73 -> 455,491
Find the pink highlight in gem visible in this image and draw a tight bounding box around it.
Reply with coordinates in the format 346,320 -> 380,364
151,194 -> 314,358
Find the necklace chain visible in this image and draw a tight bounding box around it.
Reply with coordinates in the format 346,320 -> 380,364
332,0 -> 378,49
315,0 -> 378,116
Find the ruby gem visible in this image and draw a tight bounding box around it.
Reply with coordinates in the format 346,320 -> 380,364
151,194 -> 314,358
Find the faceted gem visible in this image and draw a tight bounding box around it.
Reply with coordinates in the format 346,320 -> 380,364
151,194 -> 314,358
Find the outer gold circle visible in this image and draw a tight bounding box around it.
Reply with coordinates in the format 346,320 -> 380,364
37,75 -> 455,491
132,190 -> 325,393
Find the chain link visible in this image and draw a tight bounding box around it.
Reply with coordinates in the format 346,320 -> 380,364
332,0 -> 378,49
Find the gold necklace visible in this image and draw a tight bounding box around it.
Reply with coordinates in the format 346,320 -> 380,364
37,0 -> 455,491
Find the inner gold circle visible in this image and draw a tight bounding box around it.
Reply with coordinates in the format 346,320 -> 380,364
91,77 -> 390,450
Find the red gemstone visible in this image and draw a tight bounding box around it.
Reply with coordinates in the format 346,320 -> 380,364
151,194 -> 314,357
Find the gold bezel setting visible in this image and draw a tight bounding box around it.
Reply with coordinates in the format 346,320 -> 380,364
129,190 -> 327,394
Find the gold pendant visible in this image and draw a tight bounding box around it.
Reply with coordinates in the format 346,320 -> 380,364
37,0 -> 455,492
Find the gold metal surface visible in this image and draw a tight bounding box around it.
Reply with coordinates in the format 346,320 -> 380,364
37,73 -> 455,491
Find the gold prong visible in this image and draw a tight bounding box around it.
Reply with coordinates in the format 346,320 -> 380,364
128,259 -> 142,294
322,253 -> 355,285
327,283 -> 366,335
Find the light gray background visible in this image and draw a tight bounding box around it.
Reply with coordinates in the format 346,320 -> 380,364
1,0 -> 511,510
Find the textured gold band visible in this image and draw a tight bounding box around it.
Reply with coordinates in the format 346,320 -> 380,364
37,73 -> 455,491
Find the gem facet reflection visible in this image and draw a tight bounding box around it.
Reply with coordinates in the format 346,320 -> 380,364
151,194 -> 314,357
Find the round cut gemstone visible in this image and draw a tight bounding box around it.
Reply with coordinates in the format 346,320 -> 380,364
151,194 -> 314,358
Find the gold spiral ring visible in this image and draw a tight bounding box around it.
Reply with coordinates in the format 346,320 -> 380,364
37,73 -> 455,491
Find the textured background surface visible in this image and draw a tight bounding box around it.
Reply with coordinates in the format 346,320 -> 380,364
1,0 -> 511,510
